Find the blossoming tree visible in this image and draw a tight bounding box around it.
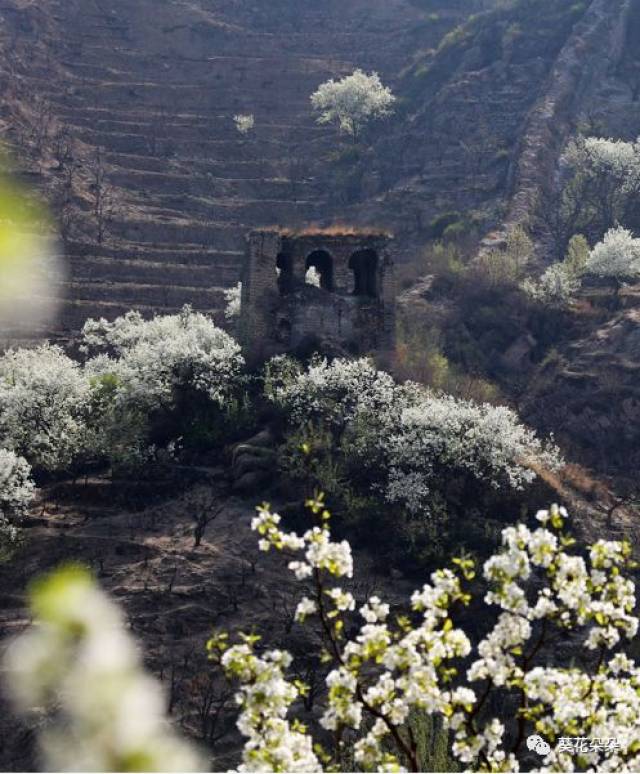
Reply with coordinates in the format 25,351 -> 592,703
586,226 -> 640,286
310,69 -> 395,143
7,500 -> 640,772
563,136 -> 640,233
0,344 -> 92,472
4,564 -> 205,771
265,356 -> 561,518
81,305 -> 245,413
209,498 -> 640,772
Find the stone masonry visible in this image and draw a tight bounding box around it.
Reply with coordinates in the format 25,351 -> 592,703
239,229 -> 395,362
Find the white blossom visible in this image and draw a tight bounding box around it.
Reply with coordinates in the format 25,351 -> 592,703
266,357 -> 561,519
587,225 -> 640,281
233,114 -> 255,135
0,344 -> 92,472
305,266 -> 321,288
522,262 -> 582,305
82,305 -> 245,412
310,69 -> 395,140
229,501 -> 640,772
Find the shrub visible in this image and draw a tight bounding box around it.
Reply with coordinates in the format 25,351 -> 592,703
81,306 -> 245,413
586,225 -> 640,283
265,357 -> 561,521
521,263 -> 581,306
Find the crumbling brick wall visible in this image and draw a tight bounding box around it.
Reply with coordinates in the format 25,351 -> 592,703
239,228 -> 395,362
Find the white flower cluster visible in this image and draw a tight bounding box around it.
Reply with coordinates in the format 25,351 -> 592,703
384,396 -> 562,514
587,225 -> 640,281
0,344 -> 92,471
0,448 -> 34,552
4,565 -> 204,772
265,355 -> 397,430
252,497 -> 353,582
216,640 -> 320,772
266,356 -> 561,516
82,305 -> 245,412
211,501 -> 640,772
234,114 -> 255,136
310,69 -> 395,139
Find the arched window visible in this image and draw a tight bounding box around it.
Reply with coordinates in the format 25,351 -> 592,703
276,252 -> 294,295
349,249 -> 378,297
305,250 -> 333,291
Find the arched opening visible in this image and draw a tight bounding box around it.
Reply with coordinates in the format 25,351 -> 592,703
305,249 -> 333,291
276,252 -> 294,295
349,249 -> 379,297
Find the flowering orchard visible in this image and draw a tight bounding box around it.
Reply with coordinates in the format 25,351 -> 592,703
209,498 -> 640,773
265,356 -> 562,518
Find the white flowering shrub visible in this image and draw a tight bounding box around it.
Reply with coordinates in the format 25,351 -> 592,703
234,114 -> 255,136
81,307 -> 247,465
0,448 -> 34,555
310,69 -> 395,142
381,395 -> 562,515
266,357 -> 561,518
224,281 -> 242,320
522,234 -> 588,306
586,226 -> 640,283
209,499 -> 640,772
522,263 -> 582,305
81,306 -> 245,414
4,564 -> 204,772
265,355 -> 397,431
0,344 -> 92,472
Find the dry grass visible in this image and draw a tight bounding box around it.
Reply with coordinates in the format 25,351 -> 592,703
258,223 -> 393,238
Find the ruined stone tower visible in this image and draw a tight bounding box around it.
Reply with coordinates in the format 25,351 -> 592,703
239,228 -> 395,362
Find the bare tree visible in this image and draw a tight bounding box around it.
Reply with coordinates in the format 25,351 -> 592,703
185,486 -> 226,548
187,672 -> 233,743
30,94 -> 54,155
89,147 -> 119,244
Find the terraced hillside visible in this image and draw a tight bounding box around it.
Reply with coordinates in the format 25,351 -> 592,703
0,0 -> 474,338
0,0 -> 631,342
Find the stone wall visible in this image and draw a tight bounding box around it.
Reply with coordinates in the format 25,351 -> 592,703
240,229 -> 395,362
